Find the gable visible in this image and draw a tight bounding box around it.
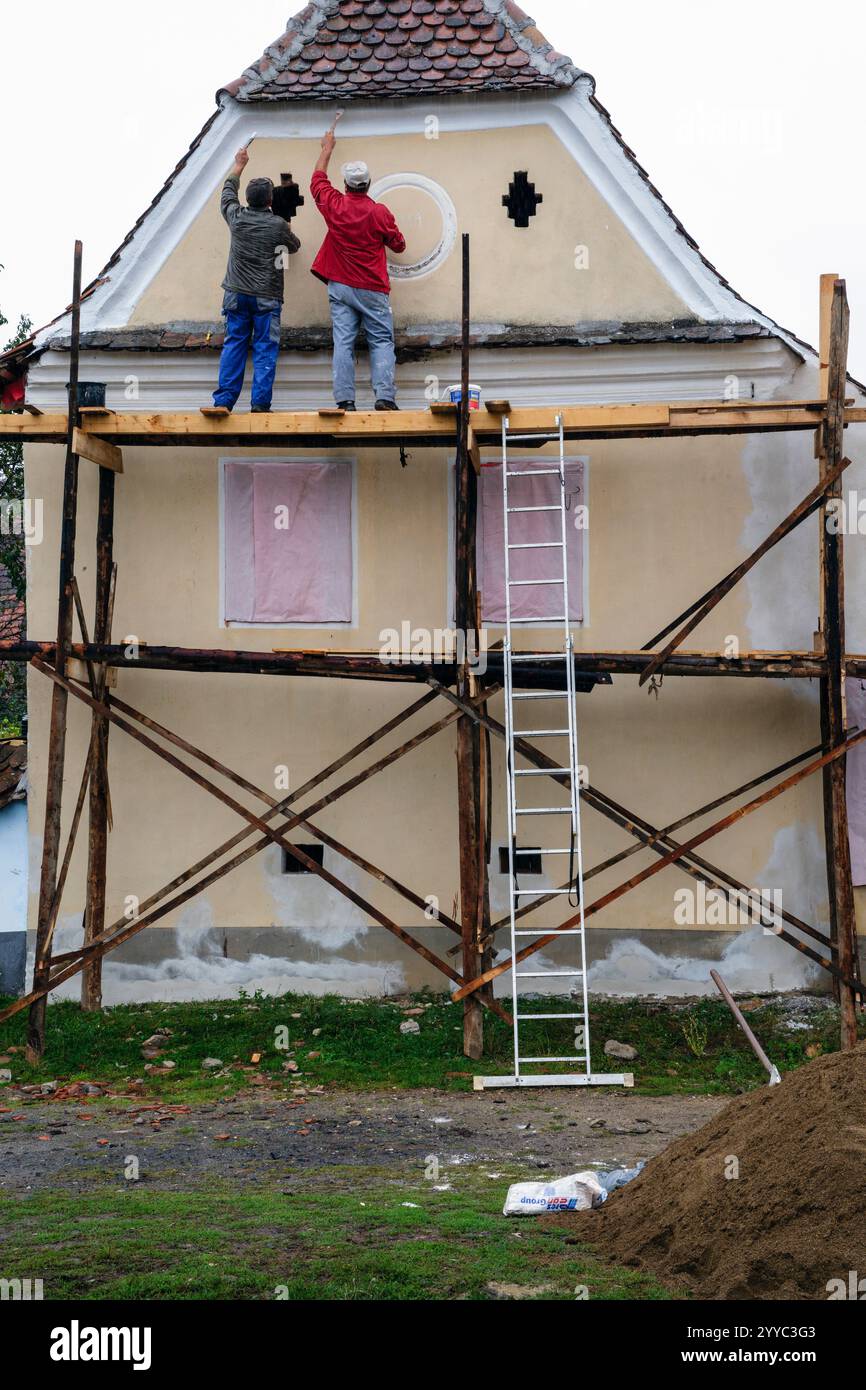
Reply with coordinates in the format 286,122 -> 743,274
28,0 -> 805,359
132,121 -> 690,330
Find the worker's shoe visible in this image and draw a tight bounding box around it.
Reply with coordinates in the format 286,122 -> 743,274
337,401 -> 357,411
375,400 -> 399,411
251,404 -> 271,413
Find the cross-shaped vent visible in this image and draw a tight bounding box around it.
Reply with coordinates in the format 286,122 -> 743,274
502,171 -> 543,228
272,174 -> 305,222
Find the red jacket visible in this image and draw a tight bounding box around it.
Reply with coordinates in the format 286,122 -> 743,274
310,171 -> 406,295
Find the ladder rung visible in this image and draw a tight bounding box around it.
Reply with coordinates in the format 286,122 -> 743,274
507,468 -> 561,477
505,432 -> 560,443
515,728 -> 570,736
508,579 -> 565,588
510,653 -> 567,661
508,542 -> 563,550
515,928 -> 584,936
514,768 -> 570,776
516,970 -> 584,978
519,1056 -> 588,1064
514,889 -> 575,896
515,735 -> 569,742
516,1013 -> 585,1022
507,505 -> 561,513
512,692 -> 568,700
510,617 -> 568,624
515,808 -> 573,815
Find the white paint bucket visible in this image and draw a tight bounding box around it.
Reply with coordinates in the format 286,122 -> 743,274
448,383 -> 481,410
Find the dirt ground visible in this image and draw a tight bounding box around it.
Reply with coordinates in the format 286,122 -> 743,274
0,1087 -> 725,1193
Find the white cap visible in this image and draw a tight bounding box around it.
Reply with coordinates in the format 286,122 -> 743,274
342,160 -> 371,189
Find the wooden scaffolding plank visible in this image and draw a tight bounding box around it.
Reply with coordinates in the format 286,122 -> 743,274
4,399 -> 857,448
71,427 -> 123,473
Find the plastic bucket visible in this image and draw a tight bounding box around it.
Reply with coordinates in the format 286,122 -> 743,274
448,383 -> 481,410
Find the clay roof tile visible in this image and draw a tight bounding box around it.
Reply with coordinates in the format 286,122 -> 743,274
220,0 -> 586,103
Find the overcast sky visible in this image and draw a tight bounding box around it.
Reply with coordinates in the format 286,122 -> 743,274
1,0 -> 864,374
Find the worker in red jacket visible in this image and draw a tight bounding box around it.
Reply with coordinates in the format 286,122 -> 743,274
311,127 -> 406,411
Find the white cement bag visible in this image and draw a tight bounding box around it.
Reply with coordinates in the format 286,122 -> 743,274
503,1171 -> 606,1217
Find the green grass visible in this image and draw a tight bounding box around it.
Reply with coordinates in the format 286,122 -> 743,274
0,989 -> 850,1102
0,1172 -> 674,1301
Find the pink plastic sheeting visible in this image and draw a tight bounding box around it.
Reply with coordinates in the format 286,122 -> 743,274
224,460 -> 353,624
847,678 -> 866,886
478,459 -> 585,624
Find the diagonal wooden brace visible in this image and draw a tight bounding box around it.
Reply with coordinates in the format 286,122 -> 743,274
4,660 -> 512,1029
639,455 -> 852,685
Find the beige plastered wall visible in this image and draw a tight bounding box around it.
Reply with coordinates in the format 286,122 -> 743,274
27,364 -> 863,961
132,124 -> 688,329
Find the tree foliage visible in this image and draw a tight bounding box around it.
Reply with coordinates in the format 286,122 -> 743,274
0,295 -> 33,733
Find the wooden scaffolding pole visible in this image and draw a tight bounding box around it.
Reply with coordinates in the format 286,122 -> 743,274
81,465 -> 116,1011
0,641 -> 832,680
819,277 -> 860,1049
26,241 -> 83,1061
454,234 -> 490,1059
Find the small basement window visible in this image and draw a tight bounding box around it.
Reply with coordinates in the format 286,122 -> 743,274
499,846 -> 543,876
282,844 -> 325,875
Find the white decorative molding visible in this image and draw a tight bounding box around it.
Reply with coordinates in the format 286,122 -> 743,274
368,172 -> 458,282
28,336 -> 800,414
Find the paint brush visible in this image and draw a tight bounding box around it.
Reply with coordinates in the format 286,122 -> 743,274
328,110 -> 345,135
243,132 -> 259,150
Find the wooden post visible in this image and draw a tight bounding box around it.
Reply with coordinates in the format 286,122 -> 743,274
818,272 -> 838,400
81,466 -> 115,1011
818,277 -> 859,1049
454,234 -> 489,1059
27,242 -> 84,1060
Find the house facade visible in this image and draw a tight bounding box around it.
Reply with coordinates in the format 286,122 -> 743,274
16,0 -> 866,997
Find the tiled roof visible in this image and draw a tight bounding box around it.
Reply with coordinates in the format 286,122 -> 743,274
0,740 -> 26,812
0,564 -> 24,645
219,0 -> 584,103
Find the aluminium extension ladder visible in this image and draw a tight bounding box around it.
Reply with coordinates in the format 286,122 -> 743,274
477,414 -> 631,1090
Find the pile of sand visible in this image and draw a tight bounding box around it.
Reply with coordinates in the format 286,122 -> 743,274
566,1043 -> 866,1300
